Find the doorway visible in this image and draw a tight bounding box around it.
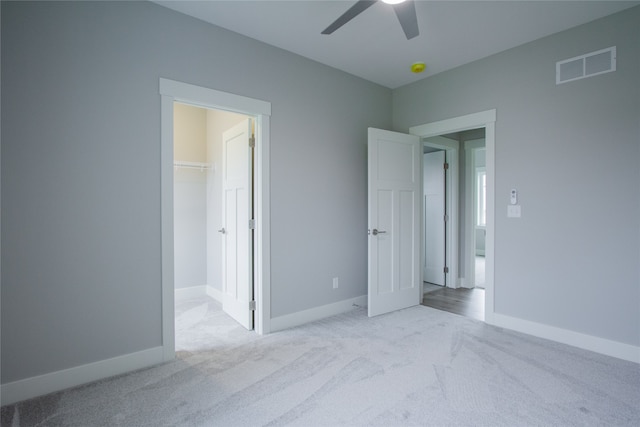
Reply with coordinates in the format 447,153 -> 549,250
421,135 -> 459,292
421,130 -> 486,320
423,148 -> 446,287
410,110 -> 495,324
172,103 -> 254,351
160,78 -> 272,361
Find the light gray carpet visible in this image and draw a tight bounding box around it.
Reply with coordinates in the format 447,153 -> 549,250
475,256 -> 485,288
2,296 -> 639,426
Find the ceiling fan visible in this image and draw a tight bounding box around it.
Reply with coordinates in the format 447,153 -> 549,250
321,0 -> 419,40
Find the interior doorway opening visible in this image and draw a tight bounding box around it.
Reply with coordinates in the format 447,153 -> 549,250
421,134 -> 459,292
173,103 -> 254,352
421,129 -> 487,317
160,78 -> 272,361
410,110 -> 495,324
422,147 -> 447,288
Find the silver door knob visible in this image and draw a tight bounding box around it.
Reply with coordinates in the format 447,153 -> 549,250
218,228 -> 226,234
372,229 -> 386,236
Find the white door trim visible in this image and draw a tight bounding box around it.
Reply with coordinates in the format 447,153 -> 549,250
410,110 -> 496,324
159,78 -> 272,362
464,140 -> 486,289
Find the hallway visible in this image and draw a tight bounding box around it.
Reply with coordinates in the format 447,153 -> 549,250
421,286 -> 485,321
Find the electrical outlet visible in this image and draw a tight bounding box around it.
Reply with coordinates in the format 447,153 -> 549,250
332,277 -> 339,289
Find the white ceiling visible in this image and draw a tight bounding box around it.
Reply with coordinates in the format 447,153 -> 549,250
153,0 -> 639,89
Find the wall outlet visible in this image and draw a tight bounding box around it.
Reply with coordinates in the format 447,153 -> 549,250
332,277 -> 339,289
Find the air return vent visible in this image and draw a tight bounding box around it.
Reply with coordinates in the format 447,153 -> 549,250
556,47 -> 616,85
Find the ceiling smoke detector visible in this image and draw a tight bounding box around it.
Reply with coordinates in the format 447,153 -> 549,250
411,62 -> 426,73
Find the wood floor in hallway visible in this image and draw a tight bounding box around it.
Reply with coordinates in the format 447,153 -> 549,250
421,286 -> 485,321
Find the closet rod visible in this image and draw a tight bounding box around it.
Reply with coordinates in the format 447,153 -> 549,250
173,161 -> 211,172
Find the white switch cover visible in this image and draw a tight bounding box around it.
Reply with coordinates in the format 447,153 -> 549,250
507,205 -> 521,218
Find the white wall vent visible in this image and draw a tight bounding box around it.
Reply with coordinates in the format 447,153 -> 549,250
556,46 -> 616,85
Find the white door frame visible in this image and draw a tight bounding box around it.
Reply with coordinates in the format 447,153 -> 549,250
159,78 -> 272,361
410,110 -> 496,324
464,140 -> 486,288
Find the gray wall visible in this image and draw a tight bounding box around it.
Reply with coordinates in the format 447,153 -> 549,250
1,1 -> 390,384
393,7 -> 640,346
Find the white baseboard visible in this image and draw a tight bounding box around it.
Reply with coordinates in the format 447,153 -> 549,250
491,313 -> 640,364
1,346 -> 164,406
174,285 -> 222,303
3,287 -> 225,406
270,295 -> 367,332
174,285 -> 207,302
205,285 -> 223,303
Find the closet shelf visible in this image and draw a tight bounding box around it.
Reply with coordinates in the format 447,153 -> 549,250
173,161 -> 211,172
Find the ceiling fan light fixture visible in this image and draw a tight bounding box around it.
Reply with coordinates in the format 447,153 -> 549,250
411,62 -> 426,73
321,0 -> 418,40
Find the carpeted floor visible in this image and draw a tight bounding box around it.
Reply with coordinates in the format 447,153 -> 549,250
475,256 -> 485,288
2,296 -> 639,426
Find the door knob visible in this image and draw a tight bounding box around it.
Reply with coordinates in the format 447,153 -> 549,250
218,228 -> 226,234
372,229 -> 386,236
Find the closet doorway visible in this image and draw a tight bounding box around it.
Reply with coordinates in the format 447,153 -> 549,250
173,103 -> 255,351
160,78 -> 272,360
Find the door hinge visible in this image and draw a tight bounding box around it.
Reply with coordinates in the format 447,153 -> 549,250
249,219 -> 256,229
249,300 -> 257,311
444,214 -> 448,222
444,266 -> 449,274
443,162 -> 449,170
249,135 -> 255,148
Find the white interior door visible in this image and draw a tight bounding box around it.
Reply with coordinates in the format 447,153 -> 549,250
222,119 -> 253,330
368,128 -> 421,317
423,151 -> 446,286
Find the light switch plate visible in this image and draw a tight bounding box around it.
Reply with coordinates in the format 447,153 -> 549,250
507,205 -> 521,218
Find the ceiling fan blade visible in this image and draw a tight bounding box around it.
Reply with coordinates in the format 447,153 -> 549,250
321,0 -> 377,35
392,0 -> 419,40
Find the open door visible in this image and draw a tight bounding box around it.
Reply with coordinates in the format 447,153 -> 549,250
221,119 -> 254,330
423,150 -> 446,286
368,128 -> 421,317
